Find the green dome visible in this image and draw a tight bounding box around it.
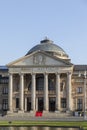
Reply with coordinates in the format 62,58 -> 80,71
26,38 -> 68,58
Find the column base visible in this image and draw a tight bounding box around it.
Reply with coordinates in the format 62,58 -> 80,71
30,110 -> 36,113
18,110 -> 24,113
7,110 -> 13,114
55,110 -> 60,113
43,110 -> 49,114
66,110 -> 71,114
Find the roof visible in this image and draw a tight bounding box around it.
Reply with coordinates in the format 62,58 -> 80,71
0,66 -> 8,71
74,65 -> 87,71
26,38 -> 68,57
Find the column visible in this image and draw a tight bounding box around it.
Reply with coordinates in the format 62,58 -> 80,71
44,73 -> 48,111
25,97 -> 27,111
36,98 -> 38,111
76,98 -> 77,110
31,73 -> 36,111
67,72 -> 72,111
56,73 -> 60,111
19,73 -> 24,111
8,73 -> 13,111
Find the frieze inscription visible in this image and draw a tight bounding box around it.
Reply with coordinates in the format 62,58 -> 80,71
9,67 -> 71,73
21,67 -> 58,73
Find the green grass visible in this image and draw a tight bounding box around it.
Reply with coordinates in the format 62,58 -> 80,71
0,121 -> 87,130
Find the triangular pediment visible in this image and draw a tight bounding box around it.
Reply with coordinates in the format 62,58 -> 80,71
7,51 -> 72,67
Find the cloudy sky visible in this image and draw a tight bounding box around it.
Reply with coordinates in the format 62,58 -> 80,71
0,0 -> 87,65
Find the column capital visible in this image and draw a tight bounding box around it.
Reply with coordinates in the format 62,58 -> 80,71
44,72 -> 48,76
56,72 -> 60,76
31,72 -> 36,76
19,73 -> 24,76
67,72 -> 72,76
8,73 -> 13,76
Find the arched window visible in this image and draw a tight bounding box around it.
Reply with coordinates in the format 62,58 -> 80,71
28,82 -> 31,90
36,77 -> 44,90
48,78 -> 55,91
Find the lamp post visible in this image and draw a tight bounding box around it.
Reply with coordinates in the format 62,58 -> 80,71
79,71 -> 86,120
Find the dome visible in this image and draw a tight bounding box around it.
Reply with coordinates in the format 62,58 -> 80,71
26,38 -> 69,59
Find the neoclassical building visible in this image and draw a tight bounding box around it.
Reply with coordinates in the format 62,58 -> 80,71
0,38 -> 87,116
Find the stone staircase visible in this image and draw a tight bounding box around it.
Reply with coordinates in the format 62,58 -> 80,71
6,111 -> 72,118
42,111 -> 72,118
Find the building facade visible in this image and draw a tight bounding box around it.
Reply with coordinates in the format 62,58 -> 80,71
0,38 -> 87,116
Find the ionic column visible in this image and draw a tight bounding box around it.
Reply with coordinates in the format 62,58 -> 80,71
67,72 -> 72,111
8,73 -> 13,111
44,73 -> 48,111
19,73 -> 24,111
31,73 -> 36,111
56,73 -> 60,111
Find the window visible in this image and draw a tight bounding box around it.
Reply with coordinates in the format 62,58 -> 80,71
16,82 -> 19,91
48,79 -> 55,91
28,82 -> 31,91
61,98 -> 66,108
60,83 -> 63,91
16,98 -> 19,108
36,77 -> 44,90
77,87 -> 82,93
77,99 -> 83,111
0,78 -> 8,84
2,87 -> 8,94
2,99 -> 8,110
60,81 -> 65,92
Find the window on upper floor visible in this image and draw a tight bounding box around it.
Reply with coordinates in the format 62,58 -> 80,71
15,82 -> 19,91
60,83 -> 63,91
0,78 -> 8,84
2,87 -> 8,94
28,82 -> 31,91
77,87 -> 82,94
48,78 -> 55,91
60,81 -> 65,92
36,77 -> 44,90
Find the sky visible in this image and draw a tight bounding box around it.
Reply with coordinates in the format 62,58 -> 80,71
0,0 -> 87,65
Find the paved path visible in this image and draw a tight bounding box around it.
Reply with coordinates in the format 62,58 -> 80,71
0,116 -> 86,121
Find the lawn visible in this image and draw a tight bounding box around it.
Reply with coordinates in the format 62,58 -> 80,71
0,121 -> 87,130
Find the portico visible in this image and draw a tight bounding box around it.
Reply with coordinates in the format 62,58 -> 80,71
7,38 -> 73,115
8,69 -> 72,113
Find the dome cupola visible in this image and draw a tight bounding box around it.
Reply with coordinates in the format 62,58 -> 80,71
26,38 -> 69,60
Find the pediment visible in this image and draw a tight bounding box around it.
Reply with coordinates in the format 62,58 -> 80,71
7,51 -> 72,67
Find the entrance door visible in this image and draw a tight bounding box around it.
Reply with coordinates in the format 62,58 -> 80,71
16,98 -> 19,109
49,97 -> 55,111
27,98 -> 31,111
38,97 -> 43,111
